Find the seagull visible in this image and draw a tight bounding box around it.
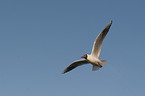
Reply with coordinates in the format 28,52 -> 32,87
62,21 -> 112,74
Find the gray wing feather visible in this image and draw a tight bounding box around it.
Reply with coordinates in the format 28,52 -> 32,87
62,59 -> 89,74
91,21 -> 112,58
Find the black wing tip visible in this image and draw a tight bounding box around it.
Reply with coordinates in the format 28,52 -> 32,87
106,20 -> 112,29
62,72 -> 65,74
109,20 -> 113,25
61,70 -> 66,74
61,69 -> 67,74
62,69 -> 69,74
111,20 -> 113,23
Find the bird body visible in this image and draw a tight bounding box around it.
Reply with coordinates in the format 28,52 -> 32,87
86,55 -> 100,65
85,54 -> 106,70
62,21 -> 112,74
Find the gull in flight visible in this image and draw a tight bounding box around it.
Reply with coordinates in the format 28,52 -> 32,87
62,21 -> 112,74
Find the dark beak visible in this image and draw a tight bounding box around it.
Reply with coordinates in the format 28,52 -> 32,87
81,55 -> 85,58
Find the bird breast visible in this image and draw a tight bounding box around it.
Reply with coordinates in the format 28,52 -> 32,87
87,55 -> 100,65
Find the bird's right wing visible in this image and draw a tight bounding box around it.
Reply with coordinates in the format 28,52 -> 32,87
91,21 -> 112,58
62,59 -> 89,74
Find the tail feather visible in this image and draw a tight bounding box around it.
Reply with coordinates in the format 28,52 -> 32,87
92,59 -> 107,71
92,65 -> 100,71
100,60 -> 107,66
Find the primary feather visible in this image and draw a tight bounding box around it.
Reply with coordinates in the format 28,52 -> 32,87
62,59 -> 89,74
62,21 -> 112,74
91,21 -> 112,58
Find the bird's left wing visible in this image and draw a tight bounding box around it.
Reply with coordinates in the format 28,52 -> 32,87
62,59 -> 89,74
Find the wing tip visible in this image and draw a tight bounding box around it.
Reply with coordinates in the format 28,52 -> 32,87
61,70 -> 67,74
111,20 -> 113,23
109,20 -> 113,26
61,72 -> 65,74
106,20 -> 112,30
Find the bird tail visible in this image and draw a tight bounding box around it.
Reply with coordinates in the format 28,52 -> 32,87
92,60 -> 107,71
100,59 -> 107,66
92,65 -> 100,71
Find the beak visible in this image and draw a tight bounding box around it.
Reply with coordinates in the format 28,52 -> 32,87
81,55 -> 85,58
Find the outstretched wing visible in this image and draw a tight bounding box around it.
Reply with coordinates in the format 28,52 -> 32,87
91,21 -> 112,58
62,59 -> 89,74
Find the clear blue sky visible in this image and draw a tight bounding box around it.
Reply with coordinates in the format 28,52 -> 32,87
0,0 -> 145,96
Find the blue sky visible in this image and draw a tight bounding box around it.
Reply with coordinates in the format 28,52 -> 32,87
0,0 -> 145,96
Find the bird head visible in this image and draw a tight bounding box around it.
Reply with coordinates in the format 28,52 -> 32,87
81,54 -> 88,59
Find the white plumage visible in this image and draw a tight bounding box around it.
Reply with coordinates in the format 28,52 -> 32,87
62,21 -> 112,74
